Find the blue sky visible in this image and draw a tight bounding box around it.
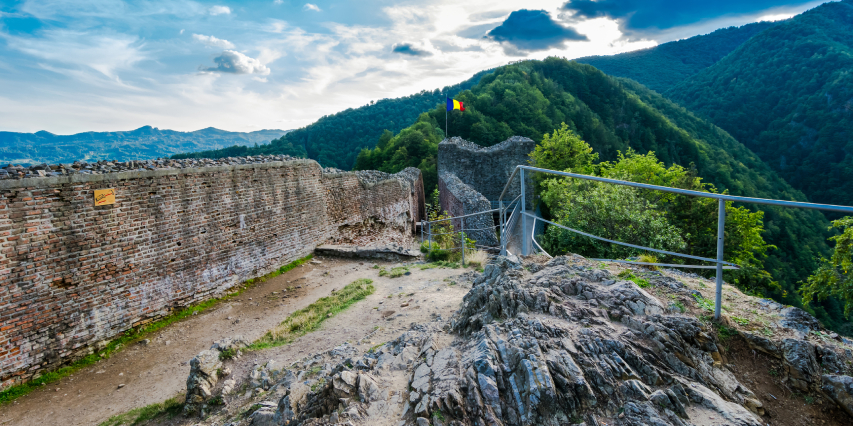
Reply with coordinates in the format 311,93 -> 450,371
0,0 -> 828,134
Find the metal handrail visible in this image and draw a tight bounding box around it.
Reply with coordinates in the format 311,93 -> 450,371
523,212 -> 737,266
497,167 -> 521,204
593,259 -> 739,270
519,165 -> 853,214
530,217 -> 552,259
497,164 -> 853,321
425,208 -> 499,223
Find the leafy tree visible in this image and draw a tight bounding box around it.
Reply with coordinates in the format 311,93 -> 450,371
353,113 -> 443,193
540,180 -> 687,260
802,217 -> 853,315
537,144 -> 778,296
529,123 -> 598,174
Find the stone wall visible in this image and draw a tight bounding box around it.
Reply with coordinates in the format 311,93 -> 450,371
438,172 -> 498,248
437,136 -> 535,206
0,160 -> 422,387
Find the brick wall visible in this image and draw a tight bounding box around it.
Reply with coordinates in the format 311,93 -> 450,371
0,160 -> 422,387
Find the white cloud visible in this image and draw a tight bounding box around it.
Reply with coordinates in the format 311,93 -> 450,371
303,3 -> 322,12
0,0 -> 828,137
200,50 -> 270,75
273,0 -> 284,4
209,5 -> 231,15
192,33 -> 235,49
1,29 -> 148,80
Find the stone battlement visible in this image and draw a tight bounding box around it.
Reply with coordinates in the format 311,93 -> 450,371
437,136 -> 534,205
0,159 -> 424,387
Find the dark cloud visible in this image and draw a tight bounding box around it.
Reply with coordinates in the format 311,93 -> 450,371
391,43 -> 432,57
485,9 -> 588,52
562,0 -> 815,33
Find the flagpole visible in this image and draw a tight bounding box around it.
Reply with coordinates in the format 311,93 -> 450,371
445,91 -> 448,139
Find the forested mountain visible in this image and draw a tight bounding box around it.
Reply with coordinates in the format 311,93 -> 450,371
174,70 -> 493,169
575,21 -> 779,94
356,58 -> 847,330
1,126 -> 288,165
666,0 -> 853,208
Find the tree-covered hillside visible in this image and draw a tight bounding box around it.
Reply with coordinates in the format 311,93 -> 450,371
666,0 -> 853,208
575,21 -> 778,94
357,58 -> 844,329
173,70 -> 492,170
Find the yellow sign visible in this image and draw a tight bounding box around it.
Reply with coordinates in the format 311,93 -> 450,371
94,188 -> 116,206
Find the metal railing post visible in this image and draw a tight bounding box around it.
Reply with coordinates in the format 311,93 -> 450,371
461,233 -> 465,267
420,218 -> 424,245
520,168 -> 528,256
428,222 -> 432,250
500,200 -> 505,256
714,199 -> 726,321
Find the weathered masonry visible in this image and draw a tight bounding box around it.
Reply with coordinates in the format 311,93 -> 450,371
0,160 -> 423,387
437,136 -> 535,205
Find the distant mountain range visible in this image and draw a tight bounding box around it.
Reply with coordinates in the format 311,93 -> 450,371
0,126 -> 289,166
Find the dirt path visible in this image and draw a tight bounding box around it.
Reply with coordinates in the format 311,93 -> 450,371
0,256 -> 470,426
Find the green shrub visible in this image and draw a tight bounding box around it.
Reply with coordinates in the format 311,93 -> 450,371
427,249 -> 450,262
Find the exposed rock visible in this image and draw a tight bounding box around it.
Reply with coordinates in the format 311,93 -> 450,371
740,331 -> 780,358
782,338 -> 819,391
823,375 -> 853,417
183,350 -> 222,416
211,336 -> 249,353
190,254 -> 853,425
779,306 -> 821,335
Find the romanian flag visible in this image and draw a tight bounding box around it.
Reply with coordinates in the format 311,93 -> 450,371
446,98 -> 465,111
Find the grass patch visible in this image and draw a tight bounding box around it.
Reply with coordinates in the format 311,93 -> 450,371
672,301 -> 686,313
98,396 -> 183,426
249,278 -> 375,350
731,316 -> 750,326
715,323 -> 737,341
368,342 -> 386,353
388,266 -> 409,278
693,294 -> 715,312
0,254 -> 313,405
219,348 -> 237,361
305,365 -> 323,377
310,378 -> 327,392
637,254 -> 660,271
417,261 -> 461,270
465,249 -> 489,268
617,270 -> 650,288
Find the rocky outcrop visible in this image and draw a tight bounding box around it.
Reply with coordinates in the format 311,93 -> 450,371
442,256 -> 765,426
183,336 -> 247,416
823,375 -> 853,417
183,350 -> 222,416
186,255 -> 853,425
